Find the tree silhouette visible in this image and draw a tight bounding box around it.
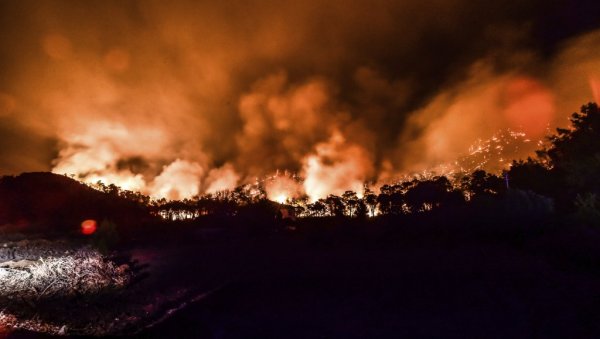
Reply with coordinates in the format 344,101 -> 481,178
540,102 -> 600,196
342,191 -> 359,217
308,200 -> 327,217
461,170 -> 505,199
325,195 -> 345,217
507,158 -> 562,199
405,177 -> 452,212
389,189 -> 404,215
377,191 -> 391,216
364,189 -> 378,217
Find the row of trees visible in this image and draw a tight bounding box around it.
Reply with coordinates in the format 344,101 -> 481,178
141,169 -> 511,221
102,103 -> 599,224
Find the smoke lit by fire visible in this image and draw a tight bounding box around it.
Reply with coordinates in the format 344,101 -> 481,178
264,173 -> 303,204
302,131 -> 372,202
1,1 -> 600,200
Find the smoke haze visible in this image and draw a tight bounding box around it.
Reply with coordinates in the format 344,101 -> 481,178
1,0 -> 599,199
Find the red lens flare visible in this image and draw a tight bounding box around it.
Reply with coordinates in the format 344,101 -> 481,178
81,219 -> 97,235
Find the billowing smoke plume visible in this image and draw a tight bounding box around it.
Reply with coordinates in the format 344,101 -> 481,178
204,164 -> 240,194
1,0 -> 600,199
302,131 -> 373,202
236,72 -> 340,176
396,66 -> 556,172
150,160 -> 204,200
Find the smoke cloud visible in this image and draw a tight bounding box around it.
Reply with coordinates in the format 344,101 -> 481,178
1,0 -> 599,199
264,174 -> 303,204
303,131 -> 373,202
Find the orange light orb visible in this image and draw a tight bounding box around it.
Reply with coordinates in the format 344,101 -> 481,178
81,219 -> 97,235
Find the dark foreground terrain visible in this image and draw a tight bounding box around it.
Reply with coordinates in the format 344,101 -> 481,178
2,166 -> 600,338
6,215 -> 600,339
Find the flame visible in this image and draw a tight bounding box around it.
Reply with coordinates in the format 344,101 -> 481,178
302,131 -> 373,202
265,174 -> 303,203
2,3 -> 599,200
85,172 -> 146,192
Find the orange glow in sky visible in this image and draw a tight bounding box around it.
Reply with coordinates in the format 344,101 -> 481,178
503,77 -> 555,138
590,77 -> 600,103
1,1 -> 599,199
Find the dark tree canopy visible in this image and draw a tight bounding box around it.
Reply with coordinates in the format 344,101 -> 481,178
540,102 -> 600,195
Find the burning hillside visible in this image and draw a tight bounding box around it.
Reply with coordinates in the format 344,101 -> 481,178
0,1 -> 599,202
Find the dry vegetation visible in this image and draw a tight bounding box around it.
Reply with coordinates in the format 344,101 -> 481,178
0,247 -> 130,302
0,241 -> 132,335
